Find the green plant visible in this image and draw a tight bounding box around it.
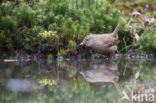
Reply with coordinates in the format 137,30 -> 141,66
63,18 -> 77,40
39,31 -> 59,47
17,2 -> 37,27
2,0 -> 152,56
139,28 -> 156,53
68,40 -> 77,52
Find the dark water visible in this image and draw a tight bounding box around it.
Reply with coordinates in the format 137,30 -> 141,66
0,57 -> 156,103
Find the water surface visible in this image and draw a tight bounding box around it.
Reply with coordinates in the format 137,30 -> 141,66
0,58 -> 156,103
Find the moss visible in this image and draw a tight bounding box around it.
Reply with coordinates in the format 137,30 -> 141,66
39,31 -> 59,47
68,40 -> 77,53
0,0 -> 155,56
139,28 -> 156,53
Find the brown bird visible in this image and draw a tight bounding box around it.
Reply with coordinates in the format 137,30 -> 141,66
80,24 -> 121,55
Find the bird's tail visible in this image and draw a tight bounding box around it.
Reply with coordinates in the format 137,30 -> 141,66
112,24 -> 121,37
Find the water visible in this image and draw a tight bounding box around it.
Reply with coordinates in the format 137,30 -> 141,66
0,57 -> 156,103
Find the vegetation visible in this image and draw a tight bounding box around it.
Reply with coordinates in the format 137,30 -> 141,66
0,0 -> 155,56
139,28 -> 156,53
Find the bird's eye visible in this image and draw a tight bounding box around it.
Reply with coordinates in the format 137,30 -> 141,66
85,37 -> 93,42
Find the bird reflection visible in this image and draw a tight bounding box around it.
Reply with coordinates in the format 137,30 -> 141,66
80,62 -> 120,91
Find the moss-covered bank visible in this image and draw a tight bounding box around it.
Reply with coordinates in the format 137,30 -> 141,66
0,0 -> 155,57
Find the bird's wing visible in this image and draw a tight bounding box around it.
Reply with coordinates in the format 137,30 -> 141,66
100,37 -> 120,48
107,39 -> 120,47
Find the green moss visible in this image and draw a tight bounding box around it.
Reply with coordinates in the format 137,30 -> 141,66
39,31 -> 59,47
68,40 -> 77,52
139,28 -> 156,53
0,0 -> 155,55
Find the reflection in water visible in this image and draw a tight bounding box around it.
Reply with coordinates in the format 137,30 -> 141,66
0,59 -> 155,103
80,62 -> 121,92
6,79 -> 37,92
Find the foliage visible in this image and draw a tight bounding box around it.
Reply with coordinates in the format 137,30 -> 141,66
39,31 -> 59,47
0,0 -> 155,55
139,28 -> 156,53
0,0 -> 127,55
68,40 -> 77,53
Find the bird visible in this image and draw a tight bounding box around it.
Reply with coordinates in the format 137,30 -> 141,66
80,24 -> 121,56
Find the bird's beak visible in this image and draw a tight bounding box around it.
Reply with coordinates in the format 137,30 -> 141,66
80,42 -> 84,46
